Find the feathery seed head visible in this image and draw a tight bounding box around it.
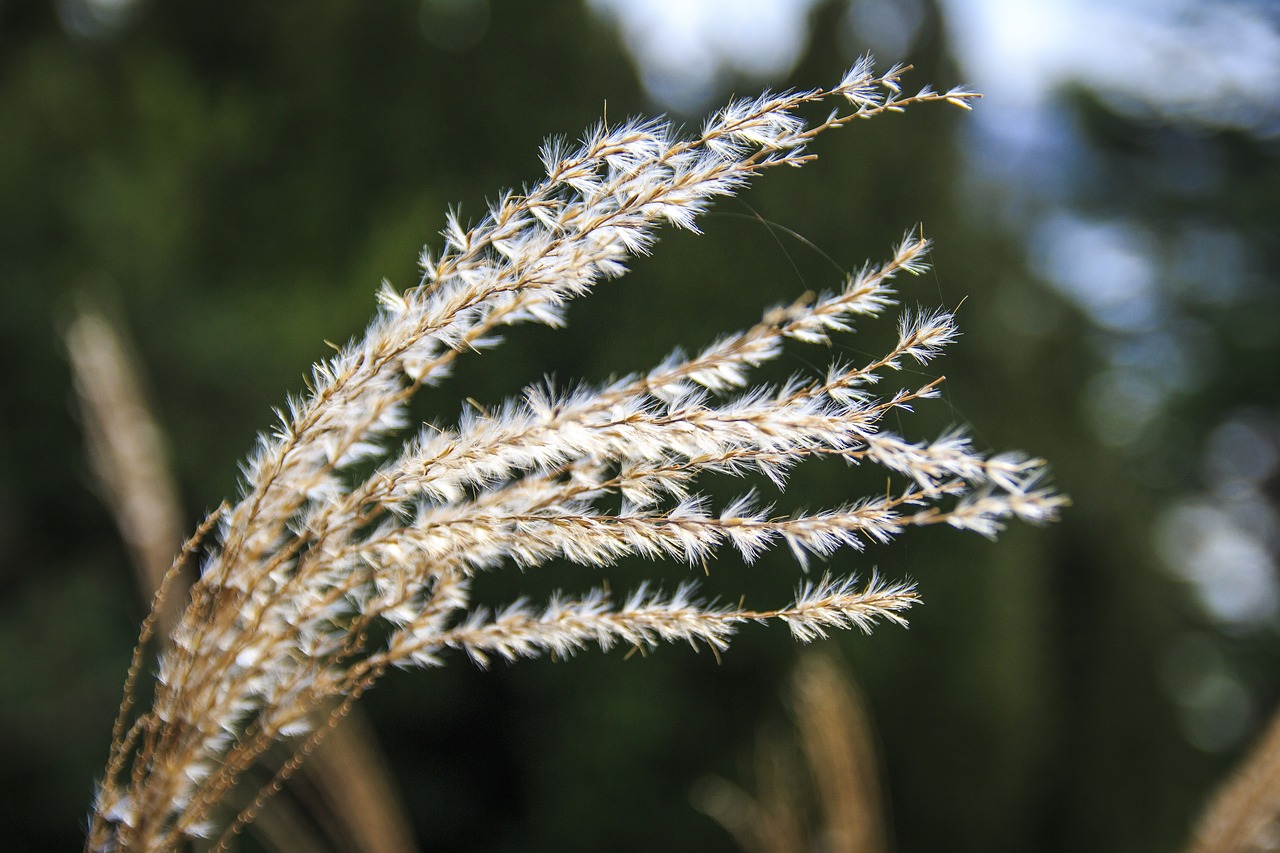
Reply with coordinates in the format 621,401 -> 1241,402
87,59 -> 1056,853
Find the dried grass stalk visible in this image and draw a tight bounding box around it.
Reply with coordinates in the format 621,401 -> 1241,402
692,652 -> 888,853
1187,704 -> 1280,853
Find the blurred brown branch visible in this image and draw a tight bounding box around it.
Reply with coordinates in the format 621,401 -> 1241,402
1187,703 -> 1280,853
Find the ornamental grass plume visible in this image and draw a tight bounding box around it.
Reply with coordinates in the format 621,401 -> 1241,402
87,58 -> 1065,851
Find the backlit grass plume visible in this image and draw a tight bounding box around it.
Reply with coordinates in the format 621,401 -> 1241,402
88,59 -> 1064,851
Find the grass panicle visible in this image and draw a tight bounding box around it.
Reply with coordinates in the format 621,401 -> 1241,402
86,59 -> 1064,851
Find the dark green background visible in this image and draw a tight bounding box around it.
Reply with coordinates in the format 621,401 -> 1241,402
1,1 -> 1277,850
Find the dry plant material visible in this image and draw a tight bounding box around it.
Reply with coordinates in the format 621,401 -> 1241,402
66,303 -> 189,627
68,304 -> 417,852
1187,704 -> 1280,853
692,652 -> 887,853
86,59 -> 1064,851
792,653 -> 888,853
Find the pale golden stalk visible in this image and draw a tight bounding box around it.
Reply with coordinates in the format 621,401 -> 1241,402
692,653 -> 888,853
65,302 -> 188,627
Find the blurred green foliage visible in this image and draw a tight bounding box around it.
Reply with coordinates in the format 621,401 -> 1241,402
1,1 -> 1277,850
